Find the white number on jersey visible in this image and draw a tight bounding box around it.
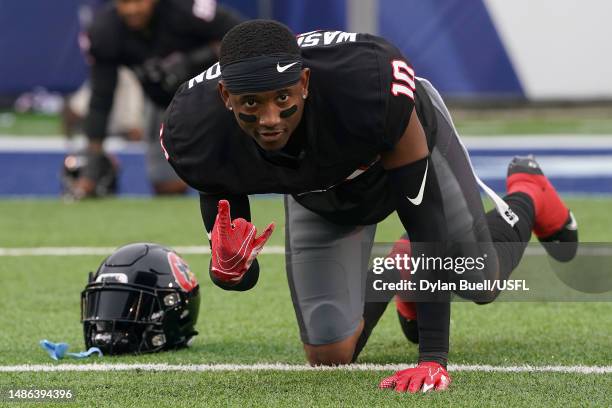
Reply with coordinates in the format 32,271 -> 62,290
390,60 -> 415,100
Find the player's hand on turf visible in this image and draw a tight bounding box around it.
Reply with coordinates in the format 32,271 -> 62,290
211,200 -> 275,284
66,150 -> 117,200
379,362 -> 451,393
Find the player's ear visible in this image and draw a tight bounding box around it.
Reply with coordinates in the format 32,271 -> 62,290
218,81 -> 232,110
300,68 -> 310,97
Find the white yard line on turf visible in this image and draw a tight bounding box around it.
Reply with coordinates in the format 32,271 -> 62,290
0,363 -> 611,374
3,135 -> 612,152
1,246 -> 611,257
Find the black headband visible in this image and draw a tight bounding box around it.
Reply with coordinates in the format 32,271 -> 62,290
221,53 -> 302,94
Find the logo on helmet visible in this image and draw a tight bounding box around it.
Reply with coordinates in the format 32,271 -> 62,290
167,252 -> 198,292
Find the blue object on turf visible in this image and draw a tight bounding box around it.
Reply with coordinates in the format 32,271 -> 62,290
39,339 -> 103,360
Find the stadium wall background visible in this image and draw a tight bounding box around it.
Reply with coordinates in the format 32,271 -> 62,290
0,0 -> 610,101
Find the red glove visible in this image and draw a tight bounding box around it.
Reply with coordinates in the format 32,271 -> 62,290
379,362 -> 451,393
210,200 -> 275,284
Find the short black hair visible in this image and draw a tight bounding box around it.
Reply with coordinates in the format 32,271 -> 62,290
219,19 -> 300,67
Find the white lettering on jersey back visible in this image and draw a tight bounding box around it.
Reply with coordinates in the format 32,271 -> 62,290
205,62 -> 221,79
188,62 -> 221,88
323,31 -> 339,44
188,72 -> 205,89
298,33 -> 320,47
297,31 -> 357,48
336,31 -> 357,43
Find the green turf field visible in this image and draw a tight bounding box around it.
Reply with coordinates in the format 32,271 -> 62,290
0,196 -> 611,407
3,110 -> 612,136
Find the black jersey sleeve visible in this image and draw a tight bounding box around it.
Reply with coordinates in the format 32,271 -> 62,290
84,63 -> 118,143
161,64 -> 245,194
83,7 -> 121,142
372,35 -> 417,150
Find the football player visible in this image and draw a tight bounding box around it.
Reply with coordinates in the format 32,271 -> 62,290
161,20 -> 578,392
71,0 -> 242,198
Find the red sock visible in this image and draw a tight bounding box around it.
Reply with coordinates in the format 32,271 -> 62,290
507,173 -> 545,215
507,173 -> 568,237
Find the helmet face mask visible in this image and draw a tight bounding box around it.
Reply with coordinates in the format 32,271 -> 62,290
81,243 -> 200,355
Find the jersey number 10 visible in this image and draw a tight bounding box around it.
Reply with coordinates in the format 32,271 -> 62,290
391,60 -> 416,101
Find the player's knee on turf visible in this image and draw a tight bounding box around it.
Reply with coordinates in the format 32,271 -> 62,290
304,342 -> 355,365
301,303 -> 363,365
303,319 -> 364,365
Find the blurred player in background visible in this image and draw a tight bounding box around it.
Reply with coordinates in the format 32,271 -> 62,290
162,20 -> 578,393
69,0 -> 242,198
63,67 -> 144,141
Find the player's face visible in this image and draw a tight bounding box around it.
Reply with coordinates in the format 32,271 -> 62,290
115,0 -> 156,31
220,69 -> 310,151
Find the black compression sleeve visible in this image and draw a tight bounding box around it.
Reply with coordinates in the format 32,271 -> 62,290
199,192 -> 259,291
386,156 -> 447,243
386,156 -> 450,365
416,302 -> 450,367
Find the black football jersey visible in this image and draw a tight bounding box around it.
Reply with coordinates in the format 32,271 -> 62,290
163,31 -> 437,225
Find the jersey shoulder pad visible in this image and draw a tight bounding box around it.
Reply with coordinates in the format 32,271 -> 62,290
301,32 -> 415,151
87,5 -> 122,62
162,63 -> 235,192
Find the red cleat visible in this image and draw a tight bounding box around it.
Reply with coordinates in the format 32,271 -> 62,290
507,155 -> 578,262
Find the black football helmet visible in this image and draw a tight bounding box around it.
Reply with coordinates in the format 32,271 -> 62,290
81,243 -> 201,355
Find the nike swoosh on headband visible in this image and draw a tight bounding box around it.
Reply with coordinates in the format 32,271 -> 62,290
276,62 -> 299,73
406,160 -> 428,206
